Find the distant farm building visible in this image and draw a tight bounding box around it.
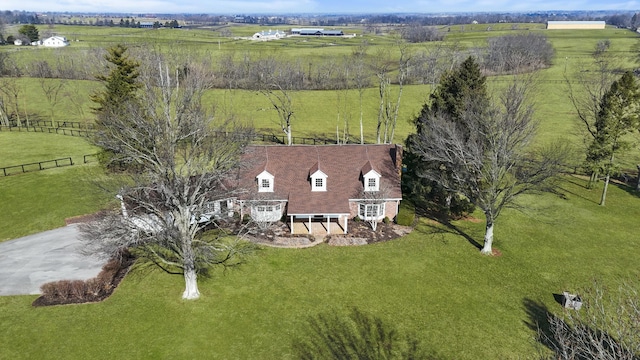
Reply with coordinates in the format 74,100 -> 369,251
547,21 -> 606,30
140,22 -> 154,28
43,36 -> 70,47
291,28 -> 345,36
30,36 -> 70,47
252,29 -> 286,41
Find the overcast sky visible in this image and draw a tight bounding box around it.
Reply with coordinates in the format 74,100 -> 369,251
1,0 -> 638,14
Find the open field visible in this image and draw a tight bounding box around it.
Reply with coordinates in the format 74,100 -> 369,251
1,23 -> 640,359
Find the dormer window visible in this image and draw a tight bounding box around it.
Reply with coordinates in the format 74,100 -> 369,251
363,170 -> 381,192
361,161 -> 381,192
256,170 -> 274,193
310,166 -> 327,192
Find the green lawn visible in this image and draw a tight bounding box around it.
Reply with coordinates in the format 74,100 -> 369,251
0,132 -> 97,167
0,164 -> 111,241
0,176 -> 638,359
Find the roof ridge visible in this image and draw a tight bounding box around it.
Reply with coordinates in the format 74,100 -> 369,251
264,146 -> 269,171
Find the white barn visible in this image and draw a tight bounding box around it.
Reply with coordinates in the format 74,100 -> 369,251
41,36 -> 70,47
547,21 -> 606,30
252,30 -> 286,41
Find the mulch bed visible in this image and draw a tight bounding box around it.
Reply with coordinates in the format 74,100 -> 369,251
32,254 -> 135,307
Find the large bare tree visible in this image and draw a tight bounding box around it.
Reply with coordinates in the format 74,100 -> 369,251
256,55 -> 301,146
536,281 -> 640,360
410,78 -> 567,254
371,38 -> 410,144
565,41 -> 621,188
81,52 -> 254,299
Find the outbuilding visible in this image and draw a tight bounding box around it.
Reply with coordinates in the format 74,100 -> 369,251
547,21 -> 606,30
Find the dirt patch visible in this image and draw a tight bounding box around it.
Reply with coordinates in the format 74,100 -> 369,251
461,216 -> 482,223
65,211 -> 108,225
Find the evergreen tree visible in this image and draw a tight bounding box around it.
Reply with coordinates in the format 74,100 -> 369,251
403,57 -> 487,217
18,24 -> 39,42
587,71 -> 640,206
90,44 -> 143,170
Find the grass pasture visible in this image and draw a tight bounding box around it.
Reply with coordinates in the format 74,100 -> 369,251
0,23 -> 639,359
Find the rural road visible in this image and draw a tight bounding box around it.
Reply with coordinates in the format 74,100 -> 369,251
0,224 -> 105,296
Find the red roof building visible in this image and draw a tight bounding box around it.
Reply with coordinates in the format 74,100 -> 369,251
237,144 -> 402,234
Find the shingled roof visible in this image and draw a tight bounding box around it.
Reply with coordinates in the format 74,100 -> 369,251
239,144 -> 402,215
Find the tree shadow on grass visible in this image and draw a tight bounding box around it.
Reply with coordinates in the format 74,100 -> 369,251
523,297 -> 558,355
555,175 -> 598,205
416,214 -> 482,250
291,307 -> 441,360
611,178 -> 640,199
523,296 -> 634,360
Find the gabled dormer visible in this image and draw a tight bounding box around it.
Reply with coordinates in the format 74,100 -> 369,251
256,170 -> 274,192
309,163 -> 327,192
361,161 -> 381,192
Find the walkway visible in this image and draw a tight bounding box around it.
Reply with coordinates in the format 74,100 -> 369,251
0,224 -> 105,296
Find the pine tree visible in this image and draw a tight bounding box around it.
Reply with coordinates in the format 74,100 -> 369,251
403,57 -> 487,217
90,44 -> 143,171
588,71 -> 640,206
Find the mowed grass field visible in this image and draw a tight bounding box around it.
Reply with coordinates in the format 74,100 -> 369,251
0,24 -> 640,359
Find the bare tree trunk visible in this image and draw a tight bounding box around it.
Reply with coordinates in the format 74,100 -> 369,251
286,124 -> 292,146
636,165 -> 640,192
481,214 -> 494,255
588,171 -> 598,189
600,153 -> 615,206
182,267 -> 200,300
0,98 -> 9,127
359,100 -> 364,144
600,173 -> 610,206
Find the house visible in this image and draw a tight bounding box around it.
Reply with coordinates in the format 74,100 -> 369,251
237,144 -> 402,234
41,36 -> 70,47
251,29 -> 286,41
547,21 -> 606,30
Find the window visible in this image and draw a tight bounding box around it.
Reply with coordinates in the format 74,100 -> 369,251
310,169 -> 327,192
252,202 -> 282,222
358,203 -> 385,219
363,170 -> 380,192
257,170 -> 274,192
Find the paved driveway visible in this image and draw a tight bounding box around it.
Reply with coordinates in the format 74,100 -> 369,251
0,224 -> 105,296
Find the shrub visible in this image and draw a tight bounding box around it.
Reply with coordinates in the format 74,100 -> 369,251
396,203 -> 416,226
353,216 -> 361,222
55,280 -> 73,300
383,216 -> 390,224
70,280 -> 87,299
85,278 -> 104,297
40,282 -> 58,301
